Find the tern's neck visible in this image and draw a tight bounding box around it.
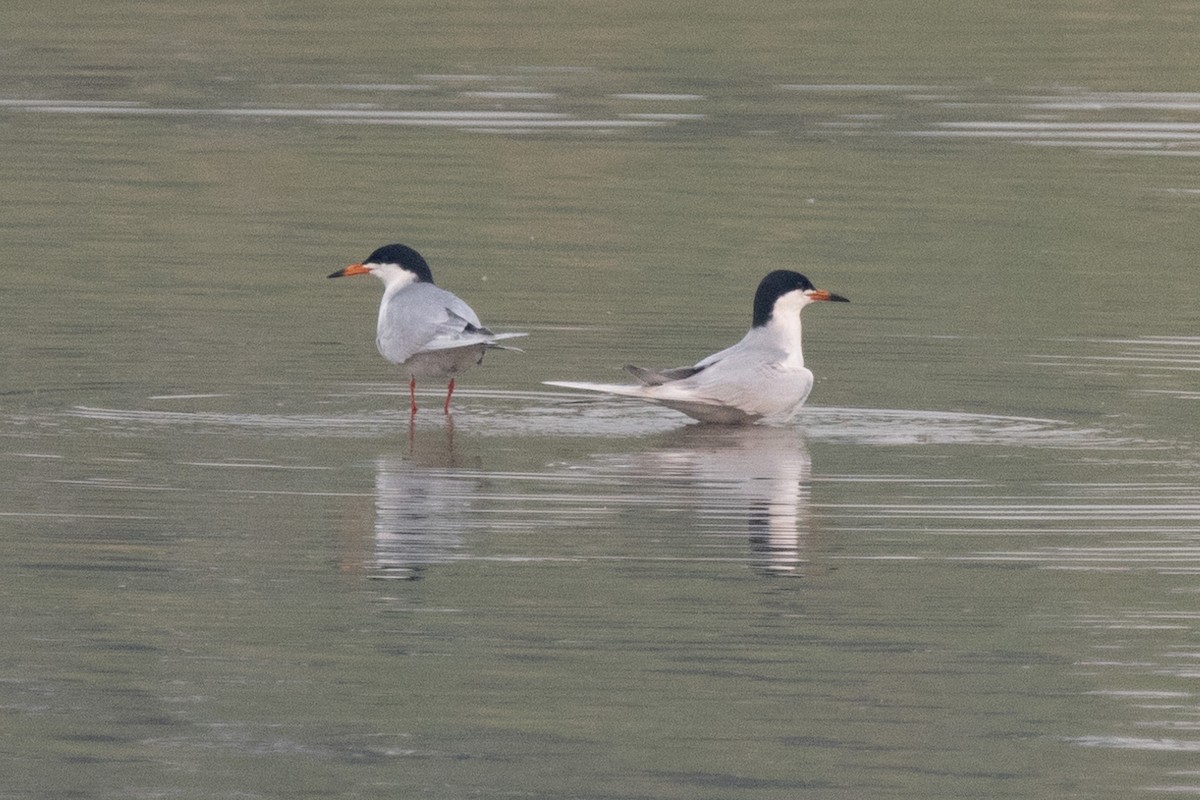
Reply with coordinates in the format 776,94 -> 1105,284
375,268 -> 419,332
376,265 -> 419,295
764,311 -> 805,368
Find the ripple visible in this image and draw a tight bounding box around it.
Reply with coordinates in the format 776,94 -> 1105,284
13,82 -> 1200,153
57,392 -> 1131,447
889,89 -> 1200,155
1069,736 -> 1200,752
3,98 -> 693,134
611,92 -> 707,101
1032,336 -> 1200,401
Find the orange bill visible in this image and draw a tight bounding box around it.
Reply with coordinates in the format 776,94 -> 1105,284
327,263 -> 371,279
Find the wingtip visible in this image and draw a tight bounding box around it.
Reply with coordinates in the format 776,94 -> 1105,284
543,380 -> 600,392
542,380 -> 648,397
487,332 -> 527,352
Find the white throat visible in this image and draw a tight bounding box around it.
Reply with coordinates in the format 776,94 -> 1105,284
372,264 -> 419,294
765,291 -> 810,368
372,265 -> 420,333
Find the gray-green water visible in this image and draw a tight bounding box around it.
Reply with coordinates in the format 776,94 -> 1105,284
4,2 -> 1200,798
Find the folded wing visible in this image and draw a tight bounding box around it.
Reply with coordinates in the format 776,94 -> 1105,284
377,284 -> 525,364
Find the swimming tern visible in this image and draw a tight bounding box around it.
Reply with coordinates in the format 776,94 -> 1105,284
545,270 -> 848,424
328,243 -> 526,414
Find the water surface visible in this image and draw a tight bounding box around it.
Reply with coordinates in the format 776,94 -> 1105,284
3,2 -> 1200,798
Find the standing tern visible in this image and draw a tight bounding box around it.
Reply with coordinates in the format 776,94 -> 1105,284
328,243 -> 526,415
545,270 -> 848,424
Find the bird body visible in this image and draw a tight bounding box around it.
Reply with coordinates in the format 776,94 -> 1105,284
330,244 -> 525,414
546,270 -> 847,424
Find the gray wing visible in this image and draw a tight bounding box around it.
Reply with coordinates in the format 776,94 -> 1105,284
376,284 -> 487,364
625,336 -> 747,385
624,364 -> 706,385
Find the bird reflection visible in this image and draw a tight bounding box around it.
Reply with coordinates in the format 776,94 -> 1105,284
369,425 -> 474,580
359,422 -> 812,580
639,425 -> 812,576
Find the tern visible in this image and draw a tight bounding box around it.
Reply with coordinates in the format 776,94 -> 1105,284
545,270 -> 848,424
328,243 -> 526,414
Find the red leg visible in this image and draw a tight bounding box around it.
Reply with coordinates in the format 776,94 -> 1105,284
409,377 -> 418,415
443,378 -> 456,414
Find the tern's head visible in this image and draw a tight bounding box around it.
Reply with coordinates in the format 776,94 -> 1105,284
327,243 -> 435,286
752,270 -> 849,327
